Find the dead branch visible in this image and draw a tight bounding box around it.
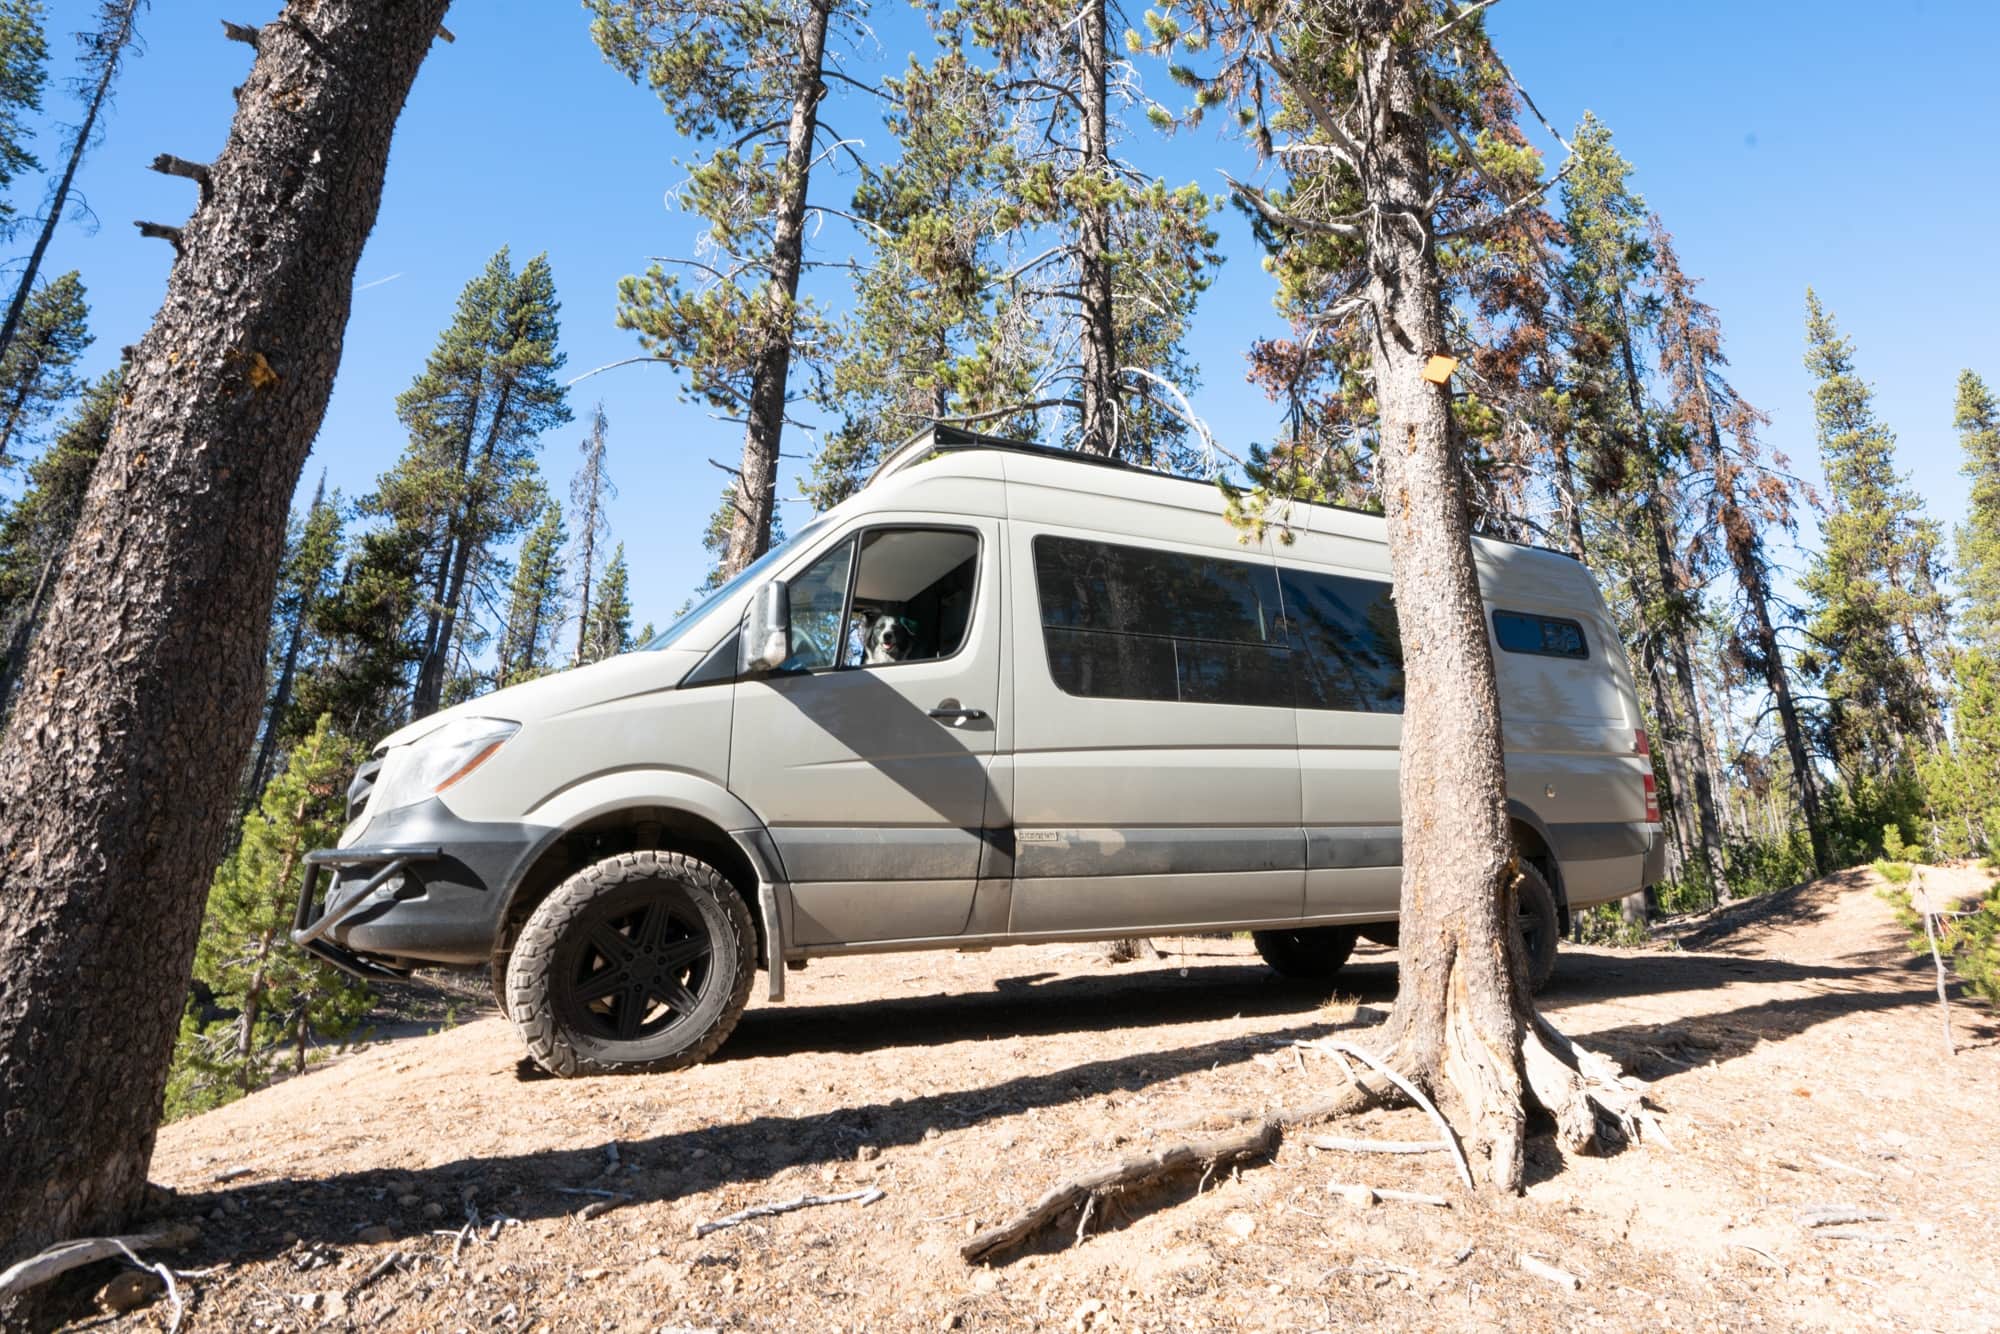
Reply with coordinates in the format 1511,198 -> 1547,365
1912,869 -> 1957,1056
1813,1228 -> 1904,1244
220,19 -> 258,48
435,25 -> 455,42
1311,1040 -> 1474,1190
149,154 -> 212,202
1797,1207 -> 1888,1228
1327,1183 -> 1450,1207
1310,1135 -> 1448,1155
347,1250 -> 403,1296
963,1122 -> 1278,1264
0,1223 -> 200,1302
1518,1253 -> 1581,1290
134,221 -> 184,253
695,1188 -> 884,1239
106,1240 -> 183,1334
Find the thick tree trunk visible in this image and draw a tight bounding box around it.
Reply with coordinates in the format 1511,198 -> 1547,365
0,0 -> 449,1259
721,0 -> 830,579
1074,0 -> 1119,457
1352,24 -> 1525,1189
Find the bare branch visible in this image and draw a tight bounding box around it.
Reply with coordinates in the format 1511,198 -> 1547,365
220,19 -> 258,49
932,398 -> 1083,428
149,154 -> 211,202
134,221 -> 184,253
1425,0 -> 1504,47
1223,172 -> 1360,237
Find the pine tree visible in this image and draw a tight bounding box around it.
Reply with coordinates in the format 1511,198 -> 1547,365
0,363 -> 114,710
812,46 -> 1028,505
167,716 -> 372,1117
292,523 -> 425,742
0,0 -> 141,361
581,541 -> 633,663
0,268 -> 88,463
372,247 -> 570,717
590,0 -> 859,580
1558,115 -> 1729,906
499,497 -> 567,685
0,0 -> 47,237
1156,0 -> 1651,1191
242,477 -> 344,809
953,0 -> 1221,465
569,402 -> 615,664
1800,289 -> 1943,780
1652,221 -> 1825,871
1954,371 -> 2000,653
0,0 -> 450,1253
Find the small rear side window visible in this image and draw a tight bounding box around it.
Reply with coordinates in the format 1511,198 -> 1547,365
1493,609 -> 1589,660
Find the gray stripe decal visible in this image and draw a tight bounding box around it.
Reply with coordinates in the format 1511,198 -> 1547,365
1548,820 -> 1650,862
1307,826 -> 1403,870
1013,827 -> 1303,879
771,827 -> 983,883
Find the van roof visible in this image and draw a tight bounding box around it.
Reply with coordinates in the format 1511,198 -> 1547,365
867,424 -> 1582,565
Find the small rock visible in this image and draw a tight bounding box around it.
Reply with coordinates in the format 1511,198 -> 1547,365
971,1270 -> 1000,1295
1330,1184 -> 1376,1207
1222,1213 -> 1256,1241
922,1127 -> 942,1142
397,1193 -> 421,1208
96,1270 -> 163,1313
355,1224 -> 395,1244
423,1201 -> 445,1219
856,1144 -> 881,1162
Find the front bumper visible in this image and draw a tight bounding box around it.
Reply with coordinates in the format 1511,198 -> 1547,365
292,797 -> 545,976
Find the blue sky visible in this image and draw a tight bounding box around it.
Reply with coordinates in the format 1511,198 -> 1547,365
13,0 -> 1999,635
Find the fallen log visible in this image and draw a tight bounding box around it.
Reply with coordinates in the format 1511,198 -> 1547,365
0,1223 -> 200,1302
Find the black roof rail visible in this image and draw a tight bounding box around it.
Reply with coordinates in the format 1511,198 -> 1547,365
864,425 -> 1581,564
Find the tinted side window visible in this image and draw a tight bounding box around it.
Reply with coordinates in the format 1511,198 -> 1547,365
1278,569 -> 1405,713
1493,609 -> 1588,660
1033,536 -> 1291,707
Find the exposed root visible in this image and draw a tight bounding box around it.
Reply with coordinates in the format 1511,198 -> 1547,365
1523,1013 -> 1669,1153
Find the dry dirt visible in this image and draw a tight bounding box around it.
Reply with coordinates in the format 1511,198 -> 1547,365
50,865 -> 2000,1332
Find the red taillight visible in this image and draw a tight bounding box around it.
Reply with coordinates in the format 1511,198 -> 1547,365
1634,728 -> 1650,756
1642,772 -> 1661,824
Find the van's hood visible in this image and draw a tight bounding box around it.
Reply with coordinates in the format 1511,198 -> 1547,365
373,648 -> 706,753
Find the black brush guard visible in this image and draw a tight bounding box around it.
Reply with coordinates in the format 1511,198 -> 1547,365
292,845 -> 443,981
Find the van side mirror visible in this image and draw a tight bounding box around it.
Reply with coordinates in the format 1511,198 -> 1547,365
740,578 -> 791,673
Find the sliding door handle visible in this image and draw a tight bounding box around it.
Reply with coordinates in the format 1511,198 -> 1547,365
927,706 -> 988,724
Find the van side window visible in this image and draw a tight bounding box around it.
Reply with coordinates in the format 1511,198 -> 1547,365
1032,535 -> 1292,707
1493,609 -> 1589,659
843,528 -> 979,666
1278,569 -> 1405,713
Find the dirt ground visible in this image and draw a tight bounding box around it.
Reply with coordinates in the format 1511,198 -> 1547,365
45,864 -> 2000,1333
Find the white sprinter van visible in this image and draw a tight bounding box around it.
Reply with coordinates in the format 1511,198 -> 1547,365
296,429 -> 1665,1076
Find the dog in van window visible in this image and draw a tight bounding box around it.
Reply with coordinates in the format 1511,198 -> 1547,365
861,611 -> 914,665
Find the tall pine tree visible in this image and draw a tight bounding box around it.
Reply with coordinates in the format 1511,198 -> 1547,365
569,402 -> 615,664
0,0 -> 47,238
371,247 -> 569,717
581,541 -> 634,663
0,268 -> 88,463
498,497 -> 568,686
1799,289 -> 1943,784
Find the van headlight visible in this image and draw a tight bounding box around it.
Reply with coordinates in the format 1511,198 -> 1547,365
368,717 -> 519,816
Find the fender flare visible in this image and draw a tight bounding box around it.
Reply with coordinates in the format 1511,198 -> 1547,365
1505,798 -> 1571,922
512,769 -> 793,1001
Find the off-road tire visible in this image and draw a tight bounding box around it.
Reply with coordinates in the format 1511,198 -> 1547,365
1516,862 -> 1560,994
1251,925 -> 1360,980
488,950 -> 511,1019
506,851 -> 755,1077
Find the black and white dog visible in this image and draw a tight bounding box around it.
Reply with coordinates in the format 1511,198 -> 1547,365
861,612 -> 913,665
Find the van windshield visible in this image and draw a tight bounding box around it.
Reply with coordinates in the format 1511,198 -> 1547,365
642,514 -> 834,653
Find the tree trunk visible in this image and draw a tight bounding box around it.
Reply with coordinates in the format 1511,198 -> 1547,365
1074,0 -> 1118,457
413,382 -> 516,716
0,0 -> 449,1259
721,0 -> 829,579
0,1 -> 138,363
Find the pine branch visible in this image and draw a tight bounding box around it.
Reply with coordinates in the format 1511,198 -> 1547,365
133,221 -> 184,254
149,154 -> 212,202
220,19 -> 259,49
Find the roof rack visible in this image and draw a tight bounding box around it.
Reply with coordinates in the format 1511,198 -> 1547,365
862,424 -> 1580,564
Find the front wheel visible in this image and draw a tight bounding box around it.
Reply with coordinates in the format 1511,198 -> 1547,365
506,851 -> 756,1077
1251,925 -> 1360,980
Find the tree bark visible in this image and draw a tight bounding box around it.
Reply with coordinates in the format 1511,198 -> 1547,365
0,0 -> 449,1259
0,1 -> 140,364
1073,0 -> 1119,457
721,0 -> 830,579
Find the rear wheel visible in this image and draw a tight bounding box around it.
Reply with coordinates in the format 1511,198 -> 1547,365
1516,862 -> 1559,994
506,850 -> 755,1077
1251,925 -> 1360,980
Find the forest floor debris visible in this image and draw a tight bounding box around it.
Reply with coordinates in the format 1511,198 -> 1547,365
38,862 -> 2000,1330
